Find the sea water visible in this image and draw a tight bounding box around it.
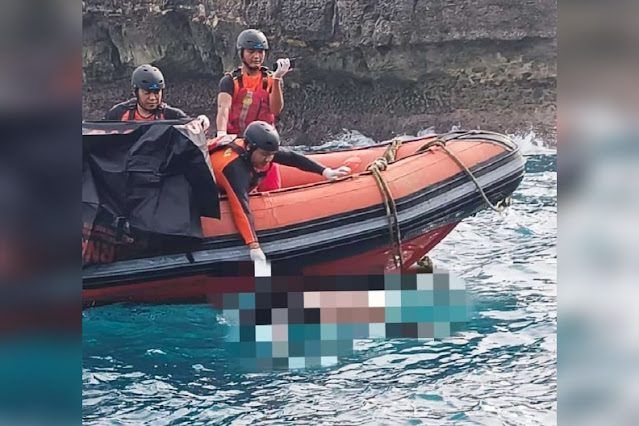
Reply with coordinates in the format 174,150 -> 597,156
83,131 -> 556,425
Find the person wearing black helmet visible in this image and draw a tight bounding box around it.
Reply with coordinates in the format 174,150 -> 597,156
216,29 -> 292,137
215,29 -> 293,193
209,121 -> 350,261
105,64 -> 209,127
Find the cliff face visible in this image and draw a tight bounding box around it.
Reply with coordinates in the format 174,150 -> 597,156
82,0 -> 557,145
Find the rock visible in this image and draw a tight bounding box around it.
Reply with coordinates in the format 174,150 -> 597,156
82,0 -> 557,145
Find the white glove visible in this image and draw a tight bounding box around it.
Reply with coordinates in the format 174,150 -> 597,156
249,246 -> 271,276
216,130 -> 227,137
322,166 -> 351,181
273,58 -> 291,79
196,115 -> 210,131
249,247 -> 267,262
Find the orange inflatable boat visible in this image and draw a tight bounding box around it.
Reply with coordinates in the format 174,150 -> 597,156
83,128 -> 525,305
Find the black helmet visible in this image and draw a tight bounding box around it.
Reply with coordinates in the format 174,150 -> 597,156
131,64 -> 165,91
244,121 -> 280,152
236,29 -> 269,56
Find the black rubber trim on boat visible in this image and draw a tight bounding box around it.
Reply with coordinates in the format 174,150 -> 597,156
83,151 -> 525,288
133,147 -> 523,254
83,153 -> 525,289
84,173 -> 524,290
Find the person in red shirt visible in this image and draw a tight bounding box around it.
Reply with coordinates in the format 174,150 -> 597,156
215,29 -> 293,192
105,64 -> 198,123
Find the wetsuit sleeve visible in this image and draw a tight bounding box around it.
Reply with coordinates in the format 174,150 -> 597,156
274,148 -> 326,175
218,75 -> 234,96
216,157 -> 258,245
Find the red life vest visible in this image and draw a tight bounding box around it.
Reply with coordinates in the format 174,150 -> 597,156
227,67 -> 275,136
208,135 -> 275,191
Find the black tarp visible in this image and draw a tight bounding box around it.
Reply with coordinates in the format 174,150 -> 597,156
82,119 -> 220,265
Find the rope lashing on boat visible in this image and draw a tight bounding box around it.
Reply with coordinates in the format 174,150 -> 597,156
366,138 -> 405,268
417,138 -> 508,213
416,255 -> 434,273
384,136 -> 403,163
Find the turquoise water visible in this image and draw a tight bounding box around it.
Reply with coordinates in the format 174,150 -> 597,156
83,140 -> 556,425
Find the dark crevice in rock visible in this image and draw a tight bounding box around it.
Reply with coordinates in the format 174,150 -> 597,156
107,29 -> 124,81
330,0 -> 339,37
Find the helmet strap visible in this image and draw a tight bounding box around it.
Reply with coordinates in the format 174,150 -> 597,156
136,103 -> 155,118
240,49 -> 252,69
241,143 -> 254,163
245,142 -> 256,155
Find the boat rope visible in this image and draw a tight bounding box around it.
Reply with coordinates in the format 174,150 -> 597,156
365,133 -> 511,270
417,138 -> 508,213
366,138 -> 405,268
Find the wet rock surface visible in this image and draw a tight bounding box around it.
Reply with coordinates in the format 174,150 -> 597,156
83,0 -> 557,145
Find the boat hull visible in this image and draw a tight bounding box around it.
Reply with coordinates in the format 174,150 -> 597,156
82,223 -> 460,307
82,131 -> 526,306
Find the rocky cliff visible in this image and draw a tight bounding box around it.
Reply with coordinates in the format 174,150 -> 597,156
82,0 -> 556,145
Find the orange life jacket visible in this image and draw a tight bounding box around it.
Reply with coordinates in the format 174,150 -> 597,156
208,135 -> 274,191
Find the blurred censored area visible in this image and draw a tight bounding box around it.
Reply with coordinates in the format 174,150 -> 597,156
560,1 -> 639,425
0,0 -> 79,290
211,272 -> 469,371
0,0 -> 79,424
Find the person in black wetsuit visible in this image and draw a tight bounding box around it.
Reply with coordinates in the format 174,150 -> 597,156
209,121 -> 351,261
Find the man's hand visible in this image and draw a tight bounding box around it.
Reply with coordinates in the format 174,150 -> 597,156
248,243 -> 270,275
249,247 -> 266,262
322,166 -> 351,181
196,115 -> 210,132
216,130 -> 227,137
273,58 -> 291,80
249,243 -> 266,262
